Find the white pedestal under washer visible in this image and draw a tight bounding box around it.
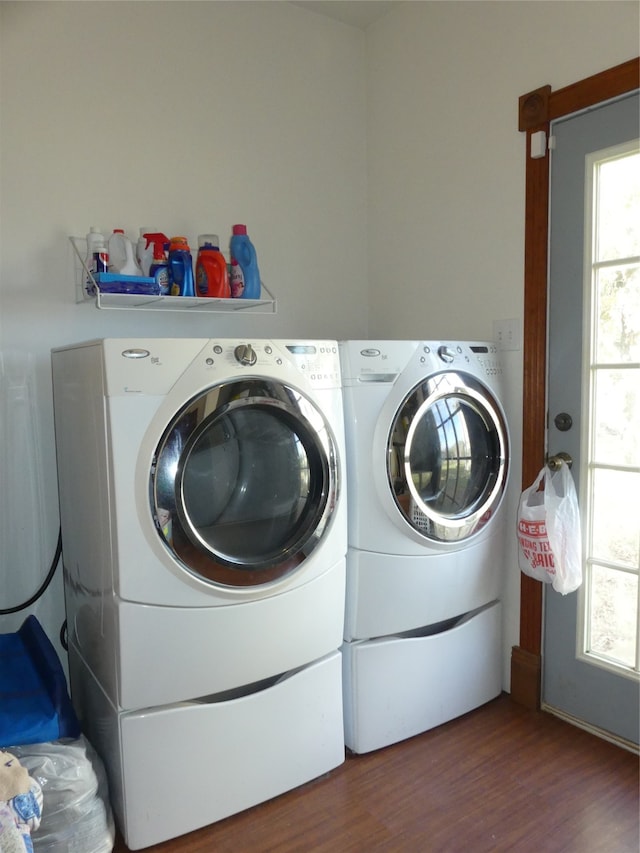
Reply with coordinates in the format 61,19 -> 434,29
52,338 -> 347,848
339,340 -> 510,753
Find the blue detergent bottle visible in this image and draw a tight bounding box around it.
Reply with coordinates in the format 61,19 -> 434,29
229,224 -> 261,299
168,236 -> 195,297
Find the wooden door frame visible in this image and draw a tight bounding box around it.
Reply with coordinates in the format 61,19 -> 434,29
510,57 -> 640,710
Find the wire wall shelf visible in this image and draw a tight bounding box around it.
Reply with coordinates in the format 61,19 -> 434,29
69,237 -> 277,314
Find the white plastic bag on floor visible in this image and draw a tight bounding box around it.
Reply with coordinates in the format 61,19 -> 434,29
11,735 -> 115,853
517,463 -> 582,595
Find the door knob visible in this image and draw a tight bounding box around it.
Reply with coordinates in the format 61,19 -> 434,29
547,451 -> 573,471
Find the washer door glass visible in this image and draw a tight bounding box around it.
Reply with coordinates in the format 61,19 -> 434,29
388,372 -> 508,542
151,379 -> 339,586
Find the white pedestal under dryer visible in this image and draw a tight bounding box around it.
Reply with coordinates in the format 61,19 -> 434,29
51,338 -> 347,849
339,340 -> 510,754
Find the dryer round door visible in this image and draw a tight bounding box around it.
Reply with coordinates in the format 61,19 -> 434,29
150,377 -> 339,587
388,371 -> 509,542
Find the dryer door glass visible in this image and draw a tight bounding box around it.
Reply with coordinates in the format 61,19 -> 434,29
388,372 -> 509,542
151,379 -> 339,586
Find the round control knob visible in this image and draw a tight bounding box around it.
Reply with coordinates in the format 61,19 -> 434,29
234,343 -> 257,366
437,345 -> 455,363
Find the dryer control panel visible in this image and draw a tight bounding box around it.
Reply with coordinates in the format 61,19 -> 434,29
206,339 -> 342,389
427,342 -> 502,378
467,343 -> 503,379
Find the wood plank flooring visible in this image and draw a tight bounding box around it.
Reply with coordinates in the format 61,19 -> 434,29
114,694 -> 639,852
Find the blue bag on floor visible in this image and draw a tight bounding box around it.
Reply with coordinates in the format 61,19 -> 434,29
0,615 -> 80,747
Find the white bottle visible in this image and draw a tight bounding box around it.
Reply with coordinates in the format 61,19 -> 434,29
85,226 -> 105,273
120,239 -> 143,275
108,229 -> 127,272
108,229 -> 142,275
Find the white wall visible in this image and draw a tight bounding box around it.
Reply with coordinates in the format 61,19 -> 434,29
366,0 -> 639,687
0,0 -> 638,691
366,0 -> 639,340
0,1 -> 368,659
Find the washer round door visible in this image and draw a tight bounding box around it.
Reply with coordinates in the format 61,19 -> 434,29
388,371 -> 509,542
150,377 -> 339,587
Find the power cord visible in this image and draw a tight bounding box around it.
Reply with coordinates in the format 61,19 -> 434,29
0,527 -> 62,615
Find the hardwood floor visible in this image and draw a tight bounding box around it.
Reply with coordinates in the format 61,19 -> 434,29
113,694 -> 639,853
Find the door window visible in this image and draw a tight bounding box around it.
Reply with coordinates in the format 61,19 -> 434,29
580,140 -> 640,674
151,379 -> 338,586
388,372 -> 508,542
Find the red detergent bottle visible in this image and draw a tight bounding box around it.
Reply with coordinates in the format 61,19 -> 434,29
195,234 -> 230,298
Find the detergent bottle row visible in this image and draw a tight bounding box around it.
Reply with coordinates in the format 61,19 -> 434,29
134,230 -> 196,297
85,228 -> 141,278
192,225 -> 261,299
85,224 -> 261,299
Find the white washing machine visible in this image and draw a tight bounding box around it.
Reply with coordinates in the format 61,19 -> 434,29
51,338 -> 347,849
339,340 -> 510,753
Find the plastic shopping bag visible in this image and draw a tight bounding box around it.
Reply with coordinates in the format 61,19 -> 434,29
516,463 -> 582,595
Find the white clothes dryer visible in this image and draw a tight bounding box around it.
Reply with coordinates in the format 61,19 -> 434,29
52,338 -> 347,848
339,340 -> 510,753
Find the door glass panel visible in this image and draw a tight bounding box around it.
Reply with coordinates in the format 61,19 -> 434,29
595,153 -> 640,260
593,369 -> 639,465
595,264 -> 640,362
590,469 -> 640,568
588,564 -> 638,667
581,141 -> 640,677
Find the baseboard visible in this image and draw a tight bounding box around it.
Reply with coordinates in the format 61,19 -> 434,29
541,702 -> 639,755
510,645 -> 541,709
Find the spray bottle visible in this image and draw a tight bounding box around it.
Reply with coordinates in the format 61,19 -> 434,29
136,227 -> 157,273
138,231 -> 168,277
148,236 -> 170,295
